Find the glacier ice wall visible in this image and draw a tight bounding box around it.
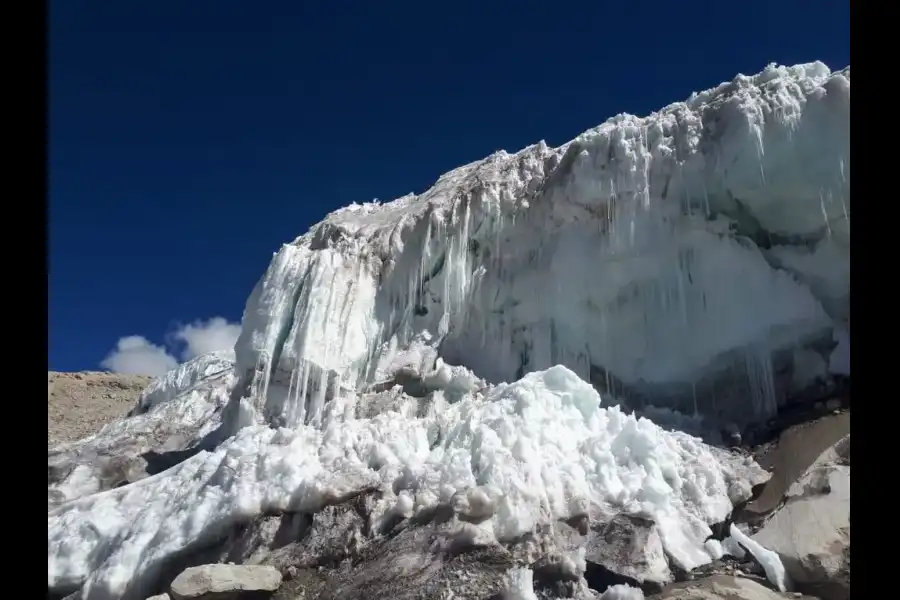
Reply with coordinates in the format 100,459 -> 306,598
234,62 -> 849,429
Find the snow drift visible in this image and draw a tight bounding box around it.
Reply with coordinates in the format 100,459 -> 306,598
48,62 -> 849,600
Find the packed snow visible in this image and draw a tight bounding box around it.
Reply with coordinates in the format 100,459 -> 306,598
49,62 -> 849,600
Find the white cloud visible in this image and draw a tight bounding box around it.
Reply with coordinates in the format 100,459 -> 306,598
100,335 -> 179,378
170,317 -> 242,360
101,317 -> 242,378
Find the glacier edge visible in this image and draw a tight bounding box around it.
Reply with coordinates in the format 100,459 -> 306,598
234,60 -> 849,430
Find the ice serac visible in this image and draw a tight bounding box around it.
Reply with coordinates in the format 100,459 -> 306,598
235,62 -> 849,429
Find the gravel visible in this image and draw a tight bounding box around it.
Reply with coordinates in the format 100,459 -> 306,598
48,371 -> 153,448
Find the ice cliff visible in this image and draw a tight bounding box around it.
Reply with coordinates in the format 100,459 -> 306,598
48,62 -> 849,600
235,61 -> 849,430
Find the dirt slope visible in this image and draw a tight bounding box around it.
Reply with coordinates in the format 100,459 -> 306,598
48,371 -> 152,448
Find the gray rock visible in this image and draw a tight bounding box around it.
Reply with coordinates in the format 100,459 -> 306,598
509,512 -> 672,594
146,594 -> 171,600
583,514 -> 671,591
273,519 -> 515,600
170,564 -> 282,600
752,437 -> 849,600
744,413 -> 849,519
223,492 -> 376,572
655,574 -> 820,599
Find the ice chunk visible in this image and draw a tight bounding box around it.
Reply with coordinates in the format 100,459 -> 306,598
727,523 -> 790,593
504,567 -> 539,600
600,584 -> 645,600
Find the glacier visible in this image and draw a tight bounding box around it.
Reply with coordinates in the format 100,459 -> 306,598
48,62 -> 849,600
235,61 -> 849,429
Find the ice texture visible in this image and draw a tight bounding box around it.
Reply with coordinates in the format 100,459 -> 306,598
133,350 -> 236,413
601,584 -> 646,600
234,62 -> 849,429
48,366 -> 766,599
727,523 -> 789,592
504,567 -> 540,600
48,62 -> 848,600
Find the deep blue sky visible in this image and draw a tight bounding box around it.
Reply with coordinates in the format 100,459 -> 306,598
49,0 -> 849,373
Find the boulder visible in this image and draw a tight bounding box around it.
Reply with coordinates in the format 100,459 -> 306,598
655,574 -> 820,599
146,595 -> 171,600
170,564 -> 282,600
583,514 -> 671,592
744,412 -> 849,519
752,436 -> 850,600
513,512 -> 672,594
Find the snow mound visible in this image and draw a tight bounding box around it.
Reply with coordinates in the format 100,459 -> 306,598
48,365 -> 766,600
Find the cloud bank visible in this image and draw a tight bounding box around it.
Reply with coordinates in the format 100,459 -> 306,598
100,317 -> 241,378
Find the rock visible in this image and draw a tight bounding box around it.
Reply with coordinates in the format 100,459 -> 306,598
272,519 -> 516,600
752,437 -> 849,600
170,564 -> 282,599
584,514 -> 671,591
224,493 -> 375,572
655,575 -> 820,599
146,595 -> 171,600
743,413 -> 849,519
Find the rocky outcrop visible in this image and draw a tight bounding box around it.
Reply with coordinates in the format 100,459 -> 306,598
169,565 -> 282,600
752,436 -> 850,600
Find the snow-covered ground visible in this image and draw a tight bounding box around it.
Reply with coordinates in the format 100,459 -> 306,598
48,62 -> 849,600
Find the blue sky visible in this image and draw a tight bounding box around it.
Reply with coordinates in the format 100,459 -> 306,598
49,0 -> 849,375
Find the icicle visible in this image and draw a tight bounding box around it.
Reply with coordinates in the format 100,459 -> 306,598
309,368 -> 328,428
819,188 -> 833,238
753,123 -> 767,187
700,179 -> 711,218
